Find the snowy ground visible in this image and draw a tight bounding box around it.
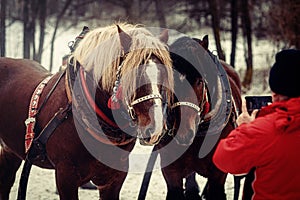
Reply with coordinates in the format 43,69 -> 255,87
8,143 -> 245,200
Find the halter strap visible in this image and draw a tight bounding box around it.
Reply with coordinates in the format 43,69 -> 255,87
131,93 -> 162,106
171,80 -> 207,116
171,101 -> 201,113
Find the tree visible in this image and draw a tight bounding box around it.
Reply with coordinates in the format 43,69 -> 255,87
230,0 -> 238,67
22,0 -> 44,61
49,0 -> 72,72
240,0 -> 253,90
268,0 -> 300,49
35,0 -> 47,62
0,0 -> 6,56
208,0 -> 226,61
154,0 -> 167,27
23,0 -> 31,58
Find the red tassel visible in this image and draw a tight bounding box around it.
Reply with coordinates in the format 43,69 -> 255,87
203,101 -> 210,115
107,86 -> 122,110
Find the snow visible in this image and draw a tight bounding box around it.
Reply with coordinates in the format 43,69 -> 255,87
8,144 -> 244,200
4,21 -> 279,200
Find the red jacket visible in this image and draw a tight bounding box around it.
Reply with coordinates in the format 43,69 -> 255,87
213,97 -> 300,200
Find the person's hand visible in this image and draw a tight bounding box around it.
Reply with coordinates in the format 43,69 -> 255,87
236,98 -> 259,126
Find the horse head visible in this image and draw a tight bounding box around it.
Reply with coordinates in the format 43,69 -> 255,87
168,36 -> 211,146
73,23 -> 173,146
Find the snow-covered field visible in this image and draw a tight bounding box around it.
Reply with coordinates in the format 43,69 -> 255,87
8,143 -> 244,200
4,21 -> 280,200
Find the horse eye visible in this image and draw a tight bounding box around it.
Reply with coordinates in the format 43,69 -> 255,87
196,79 -> 202,86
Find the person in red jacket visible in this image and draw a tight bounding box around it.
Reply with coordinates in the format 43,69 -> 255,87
213,49 -> 300,200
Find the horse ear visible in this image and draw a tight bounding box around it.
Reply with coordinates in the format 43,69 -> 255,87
117,25 -> 132,53
202,35 -> 209,50
159,29 -> 169,44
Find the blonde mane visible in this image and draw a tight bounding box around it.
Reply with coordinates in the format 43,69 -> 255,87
73,22 -> 173,104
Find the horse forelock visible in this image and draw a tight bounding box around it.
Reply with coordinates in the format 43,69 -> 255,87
170,37 -> 206,84
73,22 -> 173,104
121,47 -> 173,105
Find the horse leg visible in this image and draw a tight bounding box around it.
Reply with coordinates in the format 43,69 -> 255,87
203,168 -> 227,200
242,168 -> 255,200
55,161 -> 80,200
0,148 -> 22,200
184,172 -> 201,200
162,168 -> 185,200
96,170 -> 127,200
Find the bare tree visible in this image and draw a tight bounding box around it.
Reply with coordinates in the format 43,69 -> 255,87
35,0 -> 47,63
208,0 -> 226,61
49,0 -> 72,72
230,0 -> 238,67
154,0 -> 167,27
0,0 -> 6,56
23,0 -> 31,58
240,0 -> 253,90
268,0 -> 300,49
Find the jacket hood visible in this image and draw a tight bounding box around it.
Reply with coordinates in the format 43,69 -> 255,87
260,97 -> 300,132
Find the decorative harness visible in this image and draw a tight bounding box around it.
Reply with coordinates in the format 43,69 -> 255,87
25,76 -> 52,153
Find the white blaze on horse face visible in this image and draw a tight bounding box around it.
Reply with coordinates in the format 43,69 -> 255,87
145,60 -> 164,143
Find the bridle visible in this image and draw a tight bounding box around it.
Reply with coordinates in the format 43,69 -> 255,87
110,56 -> 167,124
126,93 -> 163,121
168,79 -> 209,135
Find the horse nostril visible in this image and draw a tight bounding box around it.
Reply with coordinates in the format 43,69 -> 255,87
145,128 -> 153,138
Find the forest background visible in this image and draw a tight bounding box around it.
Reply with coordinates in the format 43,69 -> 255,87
0,0 -> 299,92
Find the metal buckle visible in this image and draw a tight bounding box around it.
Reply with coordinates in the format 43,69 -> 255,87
25,117 -> 35,126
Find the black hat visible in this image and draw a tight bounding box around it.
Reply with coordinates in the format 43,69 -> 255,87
269,49 -> 300,97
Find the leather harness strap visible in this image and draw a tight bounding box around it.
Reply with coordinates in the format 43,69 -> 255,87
25,76 -> 52,153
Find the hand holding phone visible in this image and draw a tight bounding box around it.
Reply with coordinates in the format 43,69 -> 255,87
236,99 -> 259,126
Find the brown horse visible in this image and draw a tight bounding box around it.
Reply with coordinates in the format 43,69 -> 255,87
0,23 -> 174,200
158,35 -> 242,200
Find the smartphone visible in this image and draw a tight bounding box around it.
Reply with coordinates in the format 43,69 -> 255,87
245,96 -> 272,114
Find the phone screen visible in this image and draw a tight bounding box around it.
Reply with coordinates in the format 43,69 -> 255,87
245,96 -> 272,114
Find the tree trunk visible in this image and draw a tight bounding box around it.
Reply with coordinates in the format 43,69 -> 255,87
241,0 -> 253,90
49,0 -> 72,72
208,0 -> 225,61
35,0 -> 47,63
30,0 -> 38,61
0,0 -> 6,57
23,0 -> 31,58
154,0 -> 167,28
230,0 -> 238,68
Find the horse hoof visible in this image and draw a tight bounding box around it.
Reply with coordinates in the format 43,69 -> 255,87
80,181 -> 97,190
185,190 -> 202,200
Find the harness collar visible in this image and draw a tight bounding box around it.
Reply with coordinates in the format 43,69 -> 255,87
79,66 -> 119,128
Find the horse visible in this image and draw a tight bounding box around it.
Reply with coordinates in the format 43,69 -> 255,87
157,35 -> 242,200
0,23 -> 174,200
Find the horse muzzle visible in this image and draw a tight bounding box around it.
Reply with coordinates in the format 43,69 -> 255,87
138,125 -> 167,146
